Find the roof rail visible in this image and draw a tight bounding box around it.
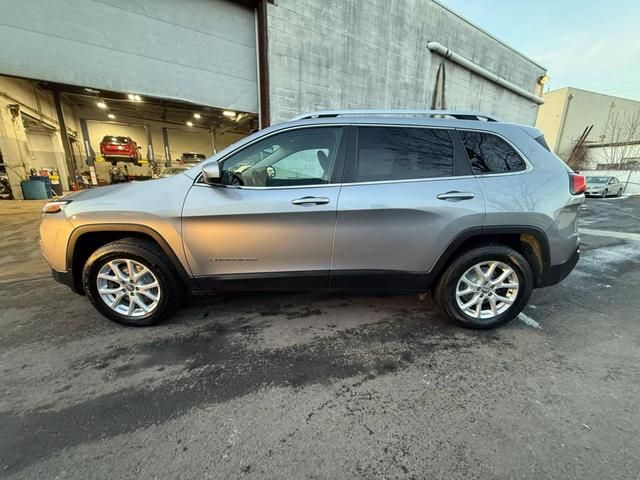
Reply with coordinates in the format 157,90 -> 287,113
291,109 -> 501,122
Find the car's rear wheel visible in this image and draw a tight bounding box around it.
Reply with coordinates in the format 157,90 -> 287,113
82,238 -> 184,326
435,245 -> 533,329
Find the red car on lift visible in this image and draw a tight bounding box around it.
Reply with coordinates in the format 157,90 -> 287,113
100,136 -> 142,166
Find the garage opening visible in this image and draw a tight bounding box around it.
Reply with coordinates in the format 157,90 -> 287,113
0,74 -> 258,200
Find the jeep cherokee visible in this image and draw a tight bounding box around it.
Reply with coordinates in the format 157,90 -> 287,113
40,110 -> 584,329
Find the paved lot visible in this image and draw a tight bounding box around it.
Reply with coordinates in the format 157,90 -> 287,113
1,196 -> 640,479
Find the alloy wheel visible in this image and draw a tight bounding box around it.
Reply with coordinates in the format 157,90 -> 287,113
96,258 -> 161,317
455,261 -> 519,320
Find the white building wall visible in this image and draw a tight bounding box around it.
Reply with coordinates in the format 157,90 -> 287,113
267,0 -> 546,124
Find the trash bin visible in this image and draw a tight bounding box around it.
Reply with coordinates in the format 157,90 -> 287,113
29,175 -> 53,198
20,180 -> 48,200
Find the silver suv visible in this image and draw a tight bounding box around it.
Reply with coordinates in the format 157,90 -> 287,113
40,110 -> 584,329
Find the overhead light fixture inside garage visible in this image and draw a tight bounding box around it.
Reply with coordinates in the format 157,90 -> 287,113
107,113 -> 116,119
96,101 -> 107,109
223,110 -> 236,118
127,94 -> 142,102
193,113 -> 201,119
186,121 -> 193,127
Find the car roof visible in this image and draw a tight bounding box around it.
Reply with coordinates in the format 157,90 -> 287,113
271,110 -> 535,134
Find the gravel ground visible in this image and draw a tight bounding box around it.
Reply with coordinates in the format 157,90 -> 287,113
1,197 -> 639,479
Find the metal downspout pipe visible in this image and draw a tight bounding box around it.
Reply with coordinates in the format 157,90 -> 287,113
427,41 -> 544,105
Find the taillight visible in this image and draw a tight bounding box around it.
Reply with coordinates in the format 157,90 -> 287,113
570,173 -> 586,195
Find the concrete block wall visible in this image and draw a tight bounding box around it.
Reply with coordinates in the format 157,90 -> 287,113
267,0 -> 545,125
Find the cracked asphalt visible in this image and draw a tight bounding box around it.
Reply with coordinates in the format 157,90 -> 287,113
1,197 -> 640,479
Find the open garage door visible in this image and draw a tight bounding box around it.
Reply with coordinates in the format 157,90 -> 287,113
0,0 -> 258,114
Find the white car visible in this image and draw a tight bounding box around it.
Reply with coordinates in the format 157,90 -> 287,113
586,176 -> 623,197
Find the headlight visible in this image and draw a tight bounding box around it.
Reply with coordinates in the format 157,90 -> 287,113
42,200 -> 72,214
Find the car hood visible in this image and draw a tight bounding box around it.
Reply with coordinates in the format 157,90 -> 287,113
62,182 -> 134,203
61,174 -> 193,220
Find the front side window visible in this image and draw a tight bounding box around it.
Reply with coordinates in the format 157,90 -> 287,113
354,127 -> 454,182
459,131 -> 526,174
219,127 -> 342,187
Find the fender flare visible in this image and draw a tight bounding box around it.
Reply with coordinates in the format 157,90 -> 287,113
420,225 -> 551,288
66,223 -> 191,284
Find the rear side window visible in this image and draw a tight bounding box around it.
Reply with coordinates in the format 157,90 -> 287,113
355,127 -> 454,182
101,136 -> 129,144
459,131 -> 526,174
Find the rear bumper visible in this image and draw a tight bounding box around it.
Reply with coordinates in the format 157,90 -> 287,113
103,154 -> 136,159
538,247 -> 580,287
51,269 -> 83,294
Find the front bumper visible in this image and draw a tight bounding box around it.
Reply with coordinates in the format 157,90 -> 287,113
538,247 -> 580,287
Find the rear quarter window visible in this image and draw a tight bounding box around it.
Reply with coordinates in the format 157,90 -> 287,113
459,131 -> 526,174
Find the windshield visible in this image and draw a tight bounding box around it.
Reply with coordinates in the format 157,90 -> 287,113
587,176 -> 609,183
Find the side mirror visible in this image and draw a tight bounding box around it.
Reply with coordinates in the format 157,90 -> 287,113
202,162 -> 222,185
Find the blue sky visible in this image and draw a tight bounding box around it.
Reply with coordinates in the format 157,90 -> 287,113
438,0 -> 640,100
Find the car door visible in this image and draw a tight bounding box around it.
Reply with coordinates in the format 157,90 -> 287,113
182,126 -> 346,290
609,177 -> 618,194
330,125 -> 485,289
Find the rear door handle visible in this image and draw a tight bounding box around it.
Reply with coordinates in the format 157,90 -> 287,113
291,196 -> 330,206
436,191 -> 475,201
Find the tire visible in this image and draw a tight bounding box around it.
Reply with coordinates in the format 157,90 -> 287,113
82,238 -> 184,326
601,189 -> 608,198
434,245 -> 534,329
618,188 -> 623,197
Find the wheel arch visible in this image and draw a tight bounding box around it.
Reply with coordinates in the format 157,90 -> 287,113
66,224 -> 191,294
423,226 -> 551,289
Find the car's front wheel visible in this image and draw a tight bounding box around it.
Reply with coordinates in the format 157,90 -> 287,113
435,245 -> 533,329
82,238 -> 183,326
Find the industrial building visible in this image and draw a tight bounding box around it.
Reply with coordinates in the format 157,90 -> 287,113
0,0 -> 547,199
536,87 -> 640,167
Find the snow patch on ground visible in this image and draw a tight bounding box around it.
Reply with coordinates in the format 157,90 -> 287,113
580,242 -> 640,270
579,228 -> 640,242
518,312 -> 542,329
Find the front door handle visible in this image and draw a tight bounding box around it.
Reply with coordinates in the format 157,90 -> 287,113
291,196 -> 330,206
436,191 -> 475,201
